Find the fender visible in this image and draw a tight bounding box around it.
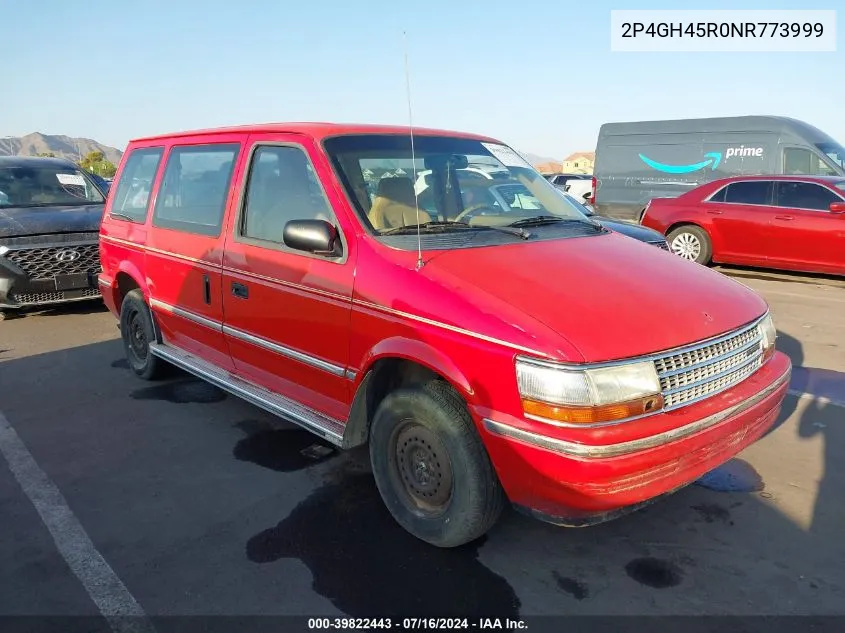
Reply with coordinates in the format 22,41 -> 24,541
356,336 -> 475,400
341,336 -> 476,449
113,259 -> 150,303
109,261 -> 162,342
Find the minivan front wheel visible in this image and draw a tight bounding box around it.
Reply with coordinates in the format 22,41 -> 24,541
120,289 -> 167,380
369,380 -> 505,548
667,225 -> 712,265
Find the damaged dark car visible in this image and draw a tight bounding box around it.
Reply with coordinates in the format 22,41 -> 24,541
0,156 -> 106,319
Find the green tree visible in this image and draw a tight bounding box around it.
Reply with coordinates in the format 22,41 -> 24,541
79,150 -> 117,178
36,152 -> 57,157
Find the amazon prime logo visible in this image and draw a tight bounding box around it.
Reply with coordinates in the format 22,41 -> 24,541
639,145 -> 765,175
55,249 -> 81,263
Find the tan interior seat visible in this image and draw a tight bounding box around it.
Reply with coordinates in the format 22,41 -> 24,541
368,177 -> 430,230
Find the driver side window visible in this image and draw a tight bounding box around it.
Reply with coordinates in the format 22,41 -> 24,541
240,145 -> 333,243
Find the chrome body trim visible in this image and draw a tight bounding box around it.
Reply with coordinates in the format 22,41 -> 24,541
97,277 -> 112,288
222,325 -> 346,377
100,235 -> 221,271
353,299 -> 550,357
705,178 -> 845,208
483,365 -> 790,459
146,298 -> 353,379
148,298 -> 222,332
99,235 -> 145,250
99,237 -> 550,358
222,266 -> 350,303
149,342 -> 346,446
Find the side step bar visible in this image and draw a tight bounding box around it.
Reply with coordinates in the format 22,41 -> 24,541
149,342 -> 346,446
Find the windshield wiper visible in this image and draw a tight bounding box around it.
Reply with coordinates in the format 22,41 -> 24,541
109,211 -> 138,222
382,221 -> 531,240
507,215 -> 599,229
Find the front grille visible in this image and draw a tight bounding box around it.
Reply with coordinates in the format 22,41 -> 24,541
653,321 -> 764,409
11,288 -> 101,305
5,243 -> 100,278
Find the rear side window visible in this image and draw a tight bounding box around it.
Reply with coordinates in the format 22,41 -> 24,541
152,144 -> 239,236
240,145 -> 333,243
708,186 -> 727,202
109,147 -> 163,222
776,182 -> 842,211
724,181 -> 772,205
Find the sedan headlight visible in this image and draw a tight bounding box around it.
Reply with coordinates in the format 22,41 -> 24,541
759,312 -> 777,362
0,245 -> 8,256
516,358 -> 664,425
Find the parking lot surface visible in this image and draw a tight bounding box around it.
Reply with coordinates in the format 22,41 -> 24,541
1,268 -> 844,628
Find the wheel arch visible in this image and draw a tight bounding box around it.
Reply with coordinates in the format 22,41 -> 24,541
342,337 -> 475,448
113,266 -> 161,343
112,262 -> 148,312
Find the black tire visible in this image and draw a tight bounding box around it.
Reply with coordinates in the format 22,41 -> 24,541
369,379 -> 505,548
666,224 -> 712,265
119,289 -> 166,380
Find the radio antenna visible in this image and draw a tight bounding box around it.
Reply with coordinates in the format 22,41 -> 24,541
403,31 -> 424,270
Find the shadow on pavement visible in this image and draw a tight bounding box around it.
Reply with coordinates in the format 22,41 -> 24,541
0,335 -> 843,618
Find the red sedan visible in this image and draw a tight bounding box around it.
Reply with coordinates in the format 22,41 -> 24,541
641,175 -> 845,275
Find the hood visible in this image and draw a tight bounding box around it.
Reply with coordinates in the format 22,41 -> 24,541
594,216 -> 665,243
421,232 -> 767,362
0,204 -> 104,239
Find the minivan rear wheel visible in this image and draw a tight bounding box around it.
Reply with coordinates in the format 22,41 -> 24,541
120,289 -> 167,380
667,225 -> 712,265
369,380 -> 505,548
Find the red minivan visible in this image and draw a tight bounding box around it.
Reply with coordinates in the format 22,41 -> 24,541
99,123 -> 791,547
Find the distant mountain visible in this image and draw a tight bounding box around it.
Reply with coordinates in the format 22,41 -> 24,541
1,133 -> 123,165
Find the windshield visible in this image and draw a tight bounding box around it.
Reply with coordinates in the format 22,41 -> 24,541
324,135 -> 588,236
555,188 -> 594,216
816,142 -> 845,172
0,163 -> 105,208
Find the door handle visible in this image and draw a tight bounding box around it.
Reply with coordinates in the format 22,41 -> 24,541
706,209 -> 723,215
202,275 -> 211,305
774,215 -> 794,221
231,282 -> 249,299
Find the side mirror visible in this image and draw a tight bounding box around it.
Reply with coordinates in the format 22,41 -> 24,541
283,219 -> 341,256
830,202 -> 845,214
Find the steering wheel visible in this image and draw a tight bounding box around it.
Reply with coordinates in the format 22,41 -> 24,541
454,205 -> 500,223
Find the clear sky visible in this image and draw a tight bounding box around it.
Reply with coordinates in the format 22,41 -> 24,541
2,0 -> 842,160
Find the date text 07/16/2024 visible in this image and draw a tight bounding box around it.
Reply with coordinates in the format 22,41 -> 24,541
307,618 -> 528,630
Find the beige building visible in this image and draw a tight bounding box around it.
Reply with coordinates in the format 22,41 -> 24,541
561,151 -> 595,174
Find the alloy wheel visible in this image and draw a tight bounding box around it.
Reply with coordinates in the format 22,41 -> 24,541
671,232 -> 702,261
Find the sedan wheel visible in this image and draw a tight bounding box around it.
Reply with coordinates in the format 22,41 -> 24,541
671,232 -> 701,260
666,225 -> 712,265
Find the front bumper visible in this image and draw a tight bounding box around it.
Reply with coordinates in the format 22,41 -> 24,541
0,238 -> 102,309
478,352 -> 791,526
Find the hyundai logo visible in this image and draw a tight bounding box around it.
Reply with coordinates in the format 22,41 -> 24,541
55,249 -> 81,263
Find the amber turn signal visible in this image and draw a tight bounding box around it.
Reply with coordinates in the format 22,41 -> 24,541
522,393 -> 665,425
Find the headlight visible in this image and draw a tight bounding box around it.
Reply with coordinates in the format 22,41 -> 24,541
516,358 -> 664,425
759,312 -> 777,362
0,245 -> 8,256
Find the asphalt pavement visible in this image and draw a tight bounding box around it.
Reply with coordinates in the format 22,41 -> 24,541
1,268 -> 844,631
